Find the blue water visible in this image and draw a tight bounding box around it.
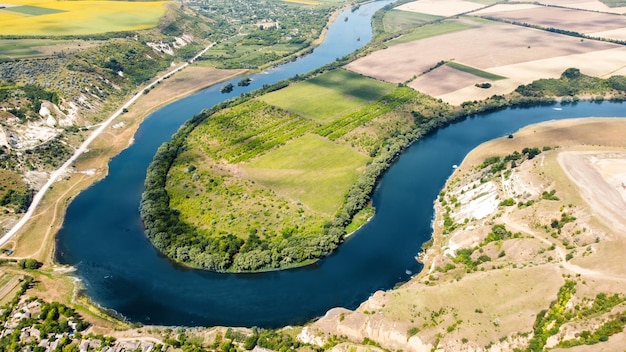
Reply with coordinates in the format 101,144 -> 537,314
55,2 -> 626,327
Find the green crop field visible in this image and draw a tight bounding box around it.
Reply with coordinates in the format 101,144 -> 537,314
189,100 -> 320,163
3,5 -> 65,16
446,61 -> 506,80
0,39 -> 84,61
389,19 -> 475,45
259,69 -> 395,123
382,9 -> 442,34
315,86 -> 418,140
0,0 -> 166,36
244,134 -> 369,215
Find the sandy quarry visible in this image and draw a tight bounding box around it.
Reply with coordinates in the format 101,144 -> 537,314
305,118 -> 626,351
559,151 -> 626,240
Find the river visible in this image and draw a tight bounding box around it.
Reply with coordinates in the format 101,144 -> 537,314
55,2 -> 626,327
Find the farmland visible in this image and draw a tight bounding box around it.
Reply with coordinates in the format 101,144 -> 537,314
347,13 -> 625,104
259,69 -> 395,123
142,69 -> 462,271
3,0 -> 626,348
0,0 -> 167,36
151,65 -> 626,273
472,4 -> 626,37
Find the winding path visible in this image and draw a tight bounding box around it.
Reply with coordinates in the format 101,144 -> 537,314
0,43 -> 215,248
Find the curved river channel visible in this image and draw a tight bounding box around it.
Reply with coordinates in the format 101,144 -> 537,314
56,1 -> 626,327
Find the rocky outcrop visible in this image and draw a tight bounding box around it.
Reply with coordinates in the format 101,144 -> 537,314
303,307 -> 432,352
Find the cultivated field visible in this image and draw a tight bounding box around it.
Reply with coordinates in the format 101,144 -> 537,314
347,20 -> 616,83
347,14 -> 626,104
395,0 -> 489,17
471,4 -> 626,39
0,39 -> 98,61
0,0 -> 166,36
512,0 -> 626,14
259,69 -> 395,123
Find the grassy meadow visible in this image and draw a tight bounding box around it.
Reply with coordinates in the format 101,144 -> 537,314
166,148 -> 328,241
0,0 -> 166,36
244,134 -> 369,215
382,9 -> 442,34
259,69 -> 395,122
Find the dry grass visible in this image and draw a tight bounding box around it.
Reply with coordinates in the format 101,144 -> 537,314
308,118 -> 626,351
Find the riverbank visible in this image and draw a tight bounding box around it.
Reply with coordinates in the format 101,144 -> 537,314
304,117 -> 626,351
0,63 -> 245,326
3,0 -> 371,324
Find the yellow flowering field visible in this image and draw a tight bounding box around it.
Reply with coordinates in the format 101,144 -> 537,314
0,0 -> 166,36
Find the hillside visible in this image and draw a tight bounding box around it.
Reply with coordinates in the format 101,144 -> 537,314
302,118 -> 626,351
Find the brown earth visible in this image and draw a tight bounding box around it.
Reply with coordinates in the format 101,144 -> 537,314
524,0 -> 626,14
471,5 -> 626,35
346,20 -> 617,84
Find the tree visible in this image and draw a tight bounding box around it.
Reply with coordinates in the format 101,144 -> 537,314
562,68 -> 581,80
18,259 -> 42,270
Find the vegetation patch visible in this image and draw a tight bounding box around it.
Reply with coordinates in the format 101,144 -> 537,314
382,9 -> 442,34
446,61 -> 506,80
315,86 -> 418,140
345,205 -> 375,234
245,134 -> 369,215
516,68 -> 626,98
388,19 -> 475,45
188,100 -> 319,163
0,170 -> 33,215
259,69 -> 395,123
2,5 -> 65,16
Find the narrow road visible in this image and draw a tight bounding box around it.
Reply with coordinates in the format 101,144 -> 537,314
0,43 -> 215,248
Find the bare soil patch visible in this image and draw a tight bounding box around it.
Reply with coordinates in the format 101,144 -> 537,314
408,64 -> 490,96
515,0 -> 626,14
471,5 -> 626,35
395,0 -> 485,17
346,21 -> 617,84
558,151 -> 626,232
